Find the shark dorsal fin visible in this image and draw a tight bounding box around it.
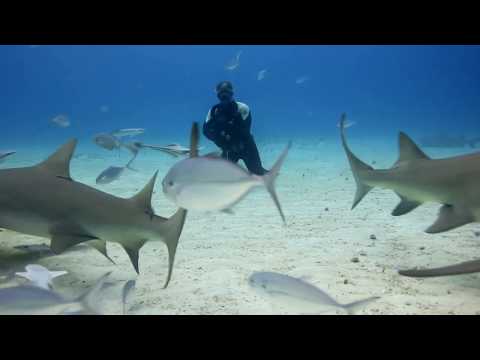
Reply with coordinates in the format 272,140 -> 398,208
396,132 -> 430,164
190,122 -> 199,158
38,139 -> 77,179
130,171 -> 158,216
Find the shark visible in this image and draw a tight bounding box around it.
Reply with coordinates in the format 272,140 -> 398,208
0,139 -> 187,288
399,258 -> 480,278
339,113 -> 480,234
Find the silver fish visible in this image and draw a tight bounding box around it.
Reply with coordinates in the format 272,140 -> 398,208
96,166 -> 126,185
15,264 -> 68,290
249,272 -> 379,315
257,69 -> 267,81
0,272 -> 111,315
225,51 -> 242,71
50,114 -> 70,128
111,128 -> 145,138
162,141 -> 291,224
93,133 -> 121,151
295,76 -> 309,85
96,156 -> 137,185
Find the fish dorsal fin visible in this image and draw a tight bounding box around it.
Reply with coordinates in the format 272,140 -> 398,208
396,132 -> 430,165
38,139 -> 77,179
190,122 -> 199,158
130,171 -> 158,217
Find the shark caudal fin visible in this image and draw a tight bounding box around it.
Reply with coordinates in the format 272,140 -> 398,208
339,114 -> 374,209
261,141 -> 291,225
158,208 -> 187,289
398,259 -> 480,278
343,296 -> 380,315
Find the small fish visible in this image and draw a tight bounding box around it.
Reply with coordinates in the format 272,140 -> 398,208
162,134 -> 291,224
135,142 -> 197,157
50,114 -> 70,128
0,151 -> 15,163
249,272 -> 379,315
15,264 -> 68,290
0,272 -> 111,315
337,120 -> 356,129
295,76 -> 309,85
96,166 -> 126,185
93,133 -> 122,151
122,280 -> 136,315
225,51 -> 242,71
111,128 -> 145,138
257,69 -> 267,81
96,155 -> 138,185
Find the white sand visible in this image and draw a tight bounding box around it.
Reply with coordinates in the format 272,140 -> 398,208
1,136 -> 479,315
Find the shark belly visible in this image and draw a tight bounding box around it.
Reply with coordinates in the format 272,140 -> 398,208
0,210 -> 52,239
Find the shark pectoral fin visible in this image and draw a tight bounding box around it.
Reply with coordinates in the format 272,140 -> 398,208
395,132 -> 430,165
50,233 -> 98,254
221,208 -> 235,215
123,240 -> 147,274
399,259 -> 480,278
425,205 -> 474,234
37,139 -> 77,179
391,195 -> 422,216
86,239 -> 116,264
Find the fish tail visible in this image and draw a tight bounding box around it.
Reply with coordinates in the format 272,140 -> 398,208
339,113 -> 374,209
76,272 -> 112,315
261,141 -> 292,225
343,296 -> 380,315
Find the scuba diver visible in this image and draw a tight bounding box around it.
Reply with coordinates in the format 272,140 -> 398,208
203,81 -> 268,175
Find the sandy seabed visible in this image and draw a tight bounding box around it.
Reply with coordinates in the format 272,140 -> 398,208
1,135 -> 479,315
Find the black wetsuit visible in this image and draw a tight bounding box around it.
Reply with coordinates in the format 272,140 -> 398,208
203,101 -> 268,175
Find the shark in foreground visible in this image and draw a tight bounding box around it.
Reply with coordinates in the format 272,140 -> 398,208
0,139 -> 187,288
339,113 -> 480,234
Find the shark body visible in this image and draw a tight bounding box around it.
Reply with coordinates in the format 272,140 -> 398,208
0,139 -> 187,288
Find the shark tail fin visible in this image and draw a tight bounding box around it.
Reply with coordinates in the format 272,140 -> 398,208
155,208 -> 188,289
261,141 -> 292,226
343,296 -> 380,315
76,272 -> 111,315
339,113 -> 374,209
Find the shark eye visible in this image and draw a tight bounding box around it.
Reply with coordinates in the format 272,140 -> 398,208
168,181 -> 174,187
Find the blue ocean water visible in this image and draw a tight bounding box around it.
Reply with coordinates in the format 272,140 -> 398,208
0,45 -> 479,150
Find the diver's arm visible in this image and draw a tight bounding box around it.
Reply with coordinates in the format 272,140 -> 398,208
235,102 -> 252,136
203,108 -> 228,148
203,109 -> 219,141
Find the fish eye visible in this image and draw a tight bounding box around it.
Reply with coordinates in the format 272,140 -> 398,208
168,181 -> 174,187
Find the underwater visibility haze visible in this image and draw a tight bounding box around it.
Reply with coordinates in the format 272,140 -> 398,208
0,45 -> 479,315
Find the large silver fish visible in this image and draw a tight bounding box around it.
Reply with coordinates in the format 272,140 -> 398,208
0,272 -> 110,315
162,124 -> 290,224
249,272 -> 379,315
